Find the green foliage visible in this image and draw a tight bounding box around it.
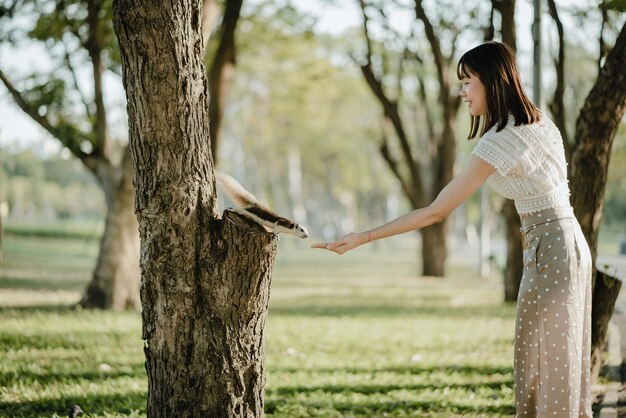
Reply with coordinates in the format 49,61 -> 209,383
1,0 -> 121,162
21,76 -> 68,115
604,0 -> 626,12
0,232 -> 517,417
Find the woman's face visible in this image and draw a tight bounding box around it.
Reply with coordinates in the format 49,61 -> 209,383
459,71 -> 487,116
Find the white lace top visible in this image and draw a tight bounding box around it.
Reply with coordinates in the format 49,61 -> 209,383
471,114 -> 571,214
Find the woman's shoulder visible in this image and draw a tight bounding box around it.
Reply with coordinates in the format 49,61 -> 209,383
481,114 -> 518,142
494,113 -> 560,139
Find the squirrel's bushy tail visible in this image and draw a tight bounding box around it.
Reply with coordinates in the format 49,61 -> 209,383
215,171 -> 258,207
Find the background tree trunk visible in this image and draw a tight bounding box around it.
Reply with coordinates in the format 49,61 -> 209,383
0,0 -> 143,310
568,21 -> 626,381
570,22 -> 626,266
502,7 -> 522,303
80,150 -> 140,310
590,270 -> 622,380
358,1 -> 460,276
207,0 -> 243,165
114,0 -> 278,414
488,0 -> 523,302
502,199 -> 523,301
421,223 -> 446,276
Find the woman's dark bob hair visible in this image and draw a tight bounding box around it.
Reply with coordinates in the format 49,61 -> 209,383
457,41 -> 541,139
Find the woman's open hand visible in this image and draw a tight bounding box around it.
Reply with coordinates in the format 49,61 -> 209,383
311,232 -> 369,255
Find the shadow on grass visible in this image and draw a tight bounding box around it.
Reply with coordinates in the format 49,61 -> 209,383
0,304 -> 81,313
267,379 -> 512,397
2,302 -> 514,319
270,363 -> 513,377
0,329 -> 140,351
266,397 -> 516,416
269,303 -> 514,319
0,367 -> 145,387
0,276 -> 89,291
0,391 -> 146,418
0,304 -> 140,316
2,390 -> 515,417
267,364 -> 515,415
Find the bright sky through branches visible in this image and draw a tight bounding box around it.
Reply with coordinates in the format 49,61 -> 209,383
0,0 -> 609,151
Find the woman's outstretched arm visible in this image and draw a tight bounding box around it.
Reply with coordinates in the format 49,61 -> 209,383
312,155 -> 495,254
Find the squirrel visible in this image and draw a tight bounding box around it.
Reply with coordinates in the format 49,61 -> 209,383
215,171 -> 309,239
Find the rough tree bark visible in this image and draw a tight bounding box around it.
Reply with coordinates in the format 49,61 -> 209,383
568,21 -> 626,381
570,22 -> 626,264
114,0 -> 278,415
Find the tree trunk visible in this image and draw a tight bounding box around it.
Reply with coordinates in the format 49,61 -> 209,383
196,211 -> 277,416
502,199 -> 523,302
570,22 -> 626,266
569,21 -> 626,381
489,0 -> 523,303
590,270 -> 622,380
546,0 -> 571,161
359,2 -> 459,277
114,0 -> 278,415
0,0 -> 141,310
495,0 -> 516,51
143,211 -> 277,417
208,0 -> 243,164
79,149 -> 140,310
423,104 -> 456,277
421,221 -> 447,277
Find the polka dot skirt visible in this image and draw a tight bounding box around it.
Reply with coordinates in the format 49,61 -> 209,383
515,207 -> 592,417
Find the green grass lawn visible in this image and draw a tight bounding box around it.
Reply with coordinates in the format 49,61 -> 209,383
0,232 -> 518,417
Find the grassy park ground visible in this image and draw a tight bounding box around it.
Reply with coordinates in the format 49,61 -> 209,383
2,222 -> 619,417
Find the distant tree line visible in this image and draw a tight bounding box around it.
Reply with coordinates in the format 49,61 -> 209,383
0,146 -> 105,220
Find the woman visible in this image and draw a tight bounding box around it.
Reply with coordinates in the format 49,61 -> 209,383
312,41 -> 592,417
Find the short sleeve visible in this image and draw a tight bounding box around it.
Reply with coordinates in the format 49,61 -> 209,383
470,128 -> 523,176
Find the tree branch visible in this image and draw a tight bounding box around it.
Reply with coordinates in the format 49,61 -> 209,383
0,68 -> 89,161
360,61 -> 424,202
379,127 -> 417,207
416,71 -> 435,142
208,0 -> 243,165
359,0 -> 374,63
547,0 -> 571,161
493,0 -> 516,51
86,0 -> 109,160
358,0 -> 424,203
570,21 -> 626,261
63,41 -> 93,120
414,0 -> 446,92
599,1 -> 608,74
